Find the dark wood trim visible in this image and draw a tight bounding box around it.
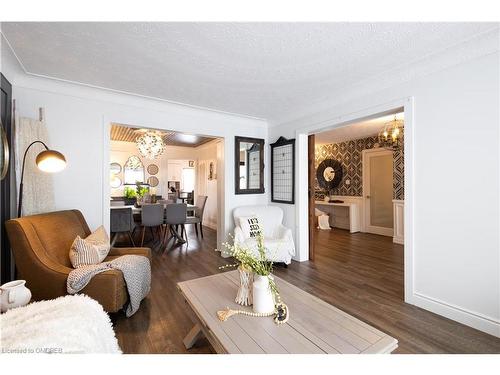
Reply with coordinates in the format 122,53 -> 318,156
234,136 -> 265,195
1,73 -> 14,283
308,134 -> 315,261
270,136 -> 295,204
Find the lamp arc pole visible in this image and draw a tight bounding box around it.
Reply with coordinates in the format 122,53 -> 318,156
17,140 -> 50,217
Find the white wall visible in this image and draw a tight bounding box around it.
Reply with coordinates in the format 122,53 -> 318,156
2,39 -> 269,249
195,140 -> 219,230
269,40 -> 500,336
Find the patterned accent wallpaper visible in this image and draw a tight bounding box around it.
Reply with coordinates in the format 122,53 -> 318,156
315,136 -> 404,200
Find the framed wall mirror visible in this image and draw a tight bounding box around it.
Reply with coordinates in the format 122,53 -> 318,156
235,136 -> 265,194
110,162 -> 122,175
0,120 -> 9,181
110,176 -> 122,188
124,155 -> 145,184
316,158 -> 343,191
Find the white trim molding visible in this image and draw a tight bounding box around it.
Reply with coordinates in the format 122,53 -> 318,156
392,199 -> 404,245
411,292 -> 500,338
295,97 -> 415,307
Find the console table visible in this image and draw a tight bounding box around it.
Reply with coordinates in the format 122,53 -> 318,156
315,201 -> 361,233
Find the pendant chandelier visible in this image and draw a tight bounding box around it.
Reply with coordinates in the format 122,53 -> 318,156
136,131 -> 166,159
378,115 -> 404,150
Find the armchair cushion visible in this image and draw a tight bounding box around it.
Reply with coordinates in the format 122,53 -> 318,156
238,215 -> 263,240
69,225 -> 110,268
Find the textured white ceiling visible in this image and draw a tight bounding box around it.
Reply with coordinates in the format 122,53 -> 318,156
2,22 -> 496,122
314,112 -> 404,145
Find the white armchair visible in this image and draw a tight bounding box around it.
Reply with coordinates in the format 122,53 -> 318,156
233,205 -> 295,265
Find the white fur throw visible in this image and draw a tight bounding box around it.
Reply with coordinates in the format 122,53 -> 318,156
0,295 -> 121,354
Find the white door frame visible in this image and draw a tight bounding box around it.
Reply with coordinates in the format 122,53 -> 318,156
295,96 -> 414,303
362,148 -> 394,237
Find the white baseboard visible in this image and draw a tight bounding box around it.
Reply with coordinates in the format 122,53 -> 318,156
203,220 -> 217,231
409,292 -> 500,338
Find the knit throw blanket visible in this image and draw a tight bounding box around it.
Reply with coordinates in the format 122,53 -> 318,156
67,255 -> 151,317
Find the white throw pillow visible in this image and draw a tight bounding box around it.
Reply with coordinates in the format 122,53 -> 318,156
69,226 -> 110,268
238,215 -> 263,240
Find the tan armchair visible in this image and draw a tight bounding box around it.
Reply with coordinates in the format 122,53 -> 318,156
5,210 -> 151,313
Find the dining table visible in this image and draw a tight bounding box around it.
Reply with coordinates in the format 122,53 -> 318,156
110,203 -> 197,245
110,203 -> 196,214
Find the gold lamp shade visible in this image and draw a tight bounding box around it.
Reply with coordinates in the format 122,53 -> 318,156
35,149 -> 67,173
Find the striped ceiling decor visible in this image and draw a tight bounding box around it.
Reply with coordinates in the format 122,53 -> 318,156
110,123 -> 214,148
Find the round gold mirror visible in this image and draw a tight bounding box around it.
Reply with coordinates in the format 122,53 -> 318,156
0,120 -> 10,181
147,176 -> 159,187
147,164 -> 159,175
110,162 -> 122,174
110,176 -> 122,188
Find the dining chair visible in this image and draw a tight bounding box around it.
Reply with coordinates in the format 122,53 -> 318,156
164,203 -> 188,248
110,207 -> 135,246
186,196 -> 207,238
157,199 -> 174,205
157,199 -> 174,225
140,203 -> 165,247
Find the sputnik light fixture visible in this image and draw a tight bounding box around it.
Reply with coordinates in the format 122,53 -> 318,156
136,130 -> 166,159
378,115 -> 404,151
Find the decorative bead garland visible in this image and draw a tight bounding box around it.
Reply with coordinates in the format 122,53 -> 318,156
217,302 -> 290,325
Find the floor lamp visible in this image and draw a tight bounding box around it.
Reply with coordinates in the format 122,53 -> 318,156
18,140 -> 66,217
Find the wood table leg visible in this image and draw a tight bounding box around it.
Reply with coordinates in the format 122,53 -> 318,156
170,225 -> 186,244
183,323 -> 204,350
110,232 -> 118,247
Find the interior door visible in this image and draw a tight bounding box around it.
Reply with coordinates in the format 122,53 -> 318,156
363,149 -> 394,236
308,134 -> 315,261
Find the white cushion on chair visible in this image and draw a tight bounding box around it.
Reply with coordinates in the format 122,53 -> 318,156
233,205 -> 283,238
238,215 -> 263,239
69,226 -> 110,268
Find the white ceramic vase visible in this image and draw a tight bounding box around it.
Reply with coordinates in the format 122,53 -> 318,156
252,274 -> 275,314
0,280 -> 32,312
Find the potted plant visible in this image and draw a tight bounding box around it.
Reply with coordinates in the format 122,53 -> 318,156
134,182 -> 149,206
218,233 -> 280,314
123,186 -> 136,206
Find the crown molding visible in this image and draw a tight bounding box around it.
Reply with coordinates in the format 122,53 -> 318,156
1,32 -> 268,127
3,26 -> 498,129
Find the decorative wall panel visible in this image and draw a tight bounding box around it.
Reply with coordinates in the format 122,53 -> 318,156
315,136 -> 404,200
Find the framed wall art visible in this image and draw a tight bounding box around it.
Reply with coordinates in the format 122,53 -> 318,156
270,136 -> 295,204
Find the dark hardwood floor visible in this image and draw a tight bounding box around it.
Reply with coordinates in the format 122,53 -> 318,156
112,226 -> 500,354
